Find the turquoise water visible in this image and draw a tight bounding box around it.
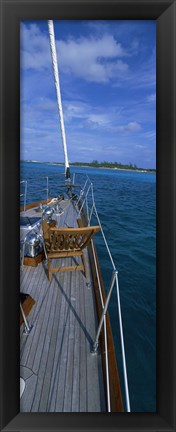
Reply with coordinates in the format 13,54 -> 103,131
20,161 -> 156,412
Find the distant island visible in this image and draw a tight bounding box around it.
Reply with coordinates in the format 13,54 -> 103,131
71,160 -> 156,173
21,160 -> 156,173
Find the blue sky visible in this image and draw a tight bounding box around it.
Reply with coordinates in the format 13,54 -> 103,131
20,20 -> 156,168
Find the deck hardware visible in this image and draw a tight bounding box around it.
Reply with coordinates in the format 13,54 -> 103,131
21,236 -> 28,270
20,302 -> 33,335
54,202 -> 63,215
38,203 -> 43,212
43,206 -> 54,223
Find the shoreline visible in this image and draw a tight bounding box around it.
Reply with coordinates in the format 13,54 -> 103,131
21,160 -> 156,174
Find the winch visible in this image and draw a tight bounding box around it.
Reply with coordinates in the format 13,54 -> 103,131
25,232 -> 43,258
43,206 -> 54,223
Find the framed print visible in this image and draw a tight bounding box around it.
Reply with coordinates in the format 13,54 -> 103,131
1,0 -> 176,431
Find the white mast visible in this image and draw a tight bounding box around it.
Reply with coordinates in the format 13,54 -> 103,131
48,20 -> 70,179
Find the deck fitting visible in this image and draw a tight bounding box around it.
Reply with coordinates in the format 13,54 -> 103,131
91,342 -> 99,355
23,324 -> 33,335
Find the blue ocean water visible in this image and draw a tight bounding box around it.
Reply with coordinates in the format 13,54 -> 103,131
20,161 -> 156,412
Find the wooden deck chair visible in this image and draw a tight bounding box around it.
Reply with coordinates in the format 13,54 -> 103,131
42,219 -> 100,281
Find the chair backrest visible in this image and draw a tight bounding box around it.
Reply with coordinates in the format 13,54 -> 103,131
42,220 -> 100,253
42,219 -> 51,240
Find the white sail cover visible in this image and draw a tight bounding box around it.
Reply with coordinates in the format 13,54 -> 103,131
48,20 -> 70,177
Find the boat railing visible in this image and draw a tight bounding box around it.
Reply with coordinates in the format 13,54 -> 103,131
75,175 -> 131,413
20,173 -> 65,211
20,180 -> 28,212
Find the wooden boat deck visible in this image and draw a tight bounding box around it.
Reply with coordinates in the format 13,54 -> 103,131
20,199 -> 106,412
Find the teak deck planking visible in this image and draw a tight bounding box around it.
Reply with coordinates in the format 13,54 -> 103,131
20,200 -> 106,412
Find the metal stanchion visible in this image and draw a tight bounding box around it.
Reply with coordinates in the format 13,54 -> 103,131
91,270 -> 117,353
20,302 -> 33,335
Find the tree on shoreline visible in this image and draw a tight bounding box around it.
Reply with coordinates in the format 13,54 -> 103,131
71,160 -> 155,172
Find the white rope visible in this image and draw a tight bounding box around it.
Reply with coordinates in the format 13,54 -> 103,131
48,20 -> 69,175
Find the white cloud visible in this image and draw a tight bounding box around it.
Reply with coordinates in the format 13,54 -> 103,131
86,113 -> 111,127
62,100 -> 114,128
20,21 -> 156,168
35,97 -> 57,111
117,121 -> 142,133
57,34 -> 128,83
77,146 -> 94,152
21,23 -> 129,83
20,23 -> 51,70
64,102 -> 142,134
135,144 -> 145,149
63,101 -> 91,121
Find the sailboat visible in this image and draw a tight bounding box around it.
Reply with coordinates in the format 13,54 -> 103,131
20,20 -> 130,413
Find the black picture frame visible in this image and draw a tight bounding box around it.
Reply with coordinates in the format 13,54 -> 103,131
1,0 -> 176,431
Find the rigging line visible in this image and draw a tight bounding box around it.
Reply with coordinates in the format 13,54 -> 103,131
76,179 -> 116,270
78,184 -> 92,215
115,272 -> 131,412
91,193 -> 116,271
48,20 -> 70,179
76,178 -> 89,206
76,179 -> 116,269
